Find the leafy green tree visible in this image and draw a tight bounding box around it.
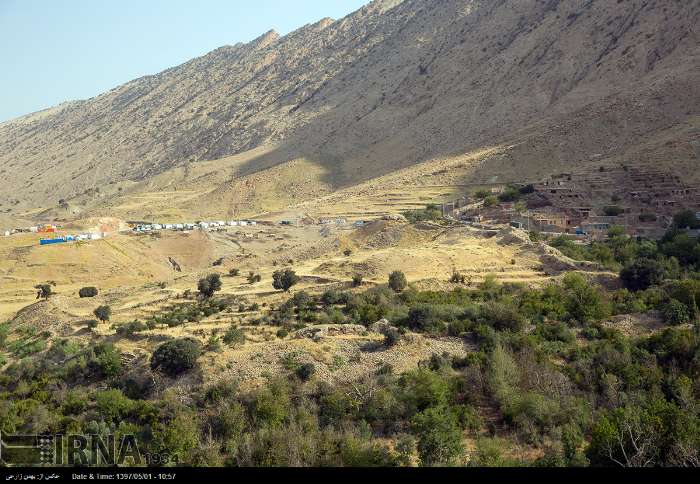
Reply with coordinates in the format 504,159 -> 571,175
672,209 -> 700,230
388,271 -> 408,293
252,380 -> 291,428
89,343 -> 122,377
95,389 -> 134,422
150,338 -> 202,376
272,269 -> 300,292
563,273 -> 608,323
411,406 -> 464,466
480,300 -> 525,332
198,273 -> 222,298
152,411 -> 201,463
399,369 -> 451,414
660,232 -> 700,267
587,401 -> 690,467
93,305 -> 112,322
222,326 -> 246,347
483,196 -> 498,208
663,299 -> 692,326
620,258 -> 666,291
498,186 -> 521,203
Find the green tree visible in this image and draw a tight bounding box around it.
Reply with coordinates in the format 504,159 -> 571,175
222,326 -> 246,347
89,343 -> 122,377
95,389 -> 134,422
272,269 -> 300,292
93,305 -> 112,322
198,273 -> 222,298
411,406 -> 464,466
483,196 -> 498,208
563,273 -> 608,323
672,209 -> 700,229
663,299 -> 692,326
388,271 -> 408,293
620,258 -> 666,292
150,338 -> 202,376
152,411 -> 201,463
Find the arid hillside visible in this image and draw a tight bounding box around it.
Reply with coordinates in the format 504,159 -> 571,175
0,0 -> 698,217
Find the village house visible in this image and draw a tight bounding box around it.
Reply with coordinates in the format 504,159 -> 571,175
529,210 -> 569,232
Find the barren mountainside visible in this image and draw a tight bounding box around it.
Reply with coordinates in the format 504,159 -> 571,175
0,0 -> 698,214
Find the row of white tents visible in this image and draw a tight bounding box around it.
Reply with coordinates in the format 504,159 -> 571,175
132,220 -> 258,233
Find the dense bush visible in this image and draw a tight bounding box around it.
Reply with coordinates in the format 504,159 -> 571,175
388,271 -> 408,293
116,320 -> 147,337
222,326 -> 246,347
150,338 -> 202,377
480,300 -> 525,332
672,209 -> 700,230
663,299 -> 692,326
405,304 -> 457,333
603,206 -> 624,217
620,258 -> 666,292
93,305 -> 111,322
272,269 -> 300,292
78,286 -> 98,298
411,406 -> 464,466
198,274 -> 222,298
402,204 -> 444,224
562,273 -> 609,323
295,363 -> 316,382
88,343 -> 122,378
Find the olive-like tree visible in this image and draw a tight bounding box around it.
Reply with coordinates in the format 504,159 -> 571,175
272,269 -> 300,292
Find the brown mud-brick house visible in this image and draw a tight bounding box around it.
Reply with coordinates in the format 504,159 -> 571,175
530,210 -> 570,232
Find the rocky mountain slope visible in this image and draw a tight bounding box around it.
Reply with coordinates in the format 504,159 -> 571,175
1,0 -> 698,216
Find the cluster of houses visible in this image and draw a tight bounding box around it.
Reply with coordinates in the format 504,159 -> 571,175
3,223 -> 58,237
39,232 -> 105,246
449,166 -> 700,240
131,220 -> 257,233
